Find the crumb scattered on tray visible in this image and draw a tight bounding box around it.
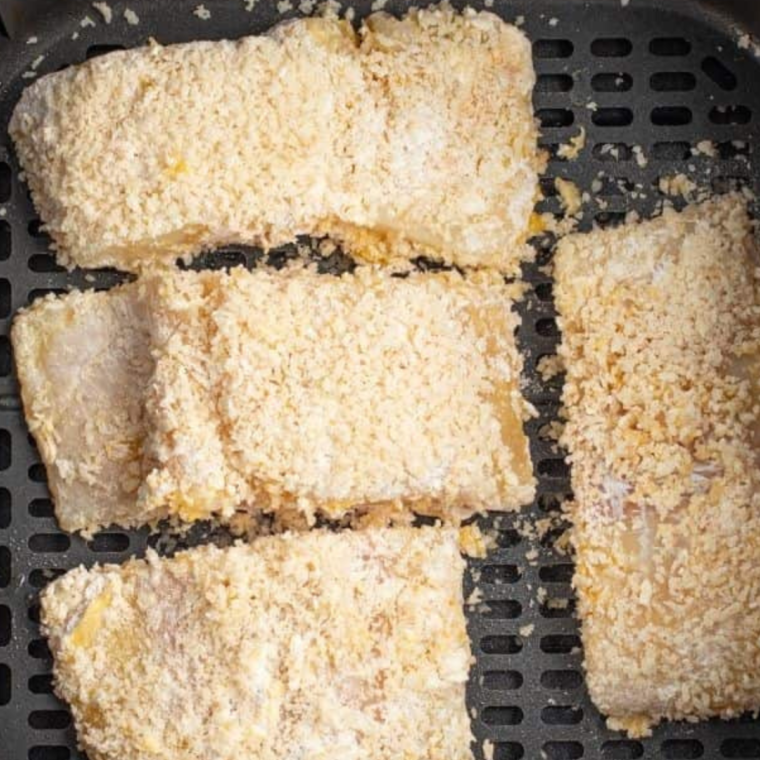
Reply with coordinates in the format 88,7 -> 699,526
193,4 -> 211,19
556,178 -> 583,217
658,174 -> 697,199
519,624 -> 535,638
632,144 -> 648,168
277,0 -> 294,12
693,139 -> 717,157
557,127 -> 586,161
124,8 -> 140,25
80,15 -> 96,27
26,36 -> 38,45
538,354 -> 564,382
92,1 -> 113,23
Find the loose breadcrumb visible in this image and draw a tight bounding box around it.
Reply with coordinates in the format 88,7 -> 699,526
124,8 -> 140,25
555,195 -> 760,735
557,127 -> 586,161
193,4 -> 211,19
10,5 -> 543,275
41,527 -> 473,760
80,14 -> 96,27
556,178 -> 583,217
92,1 -> 112,23
658,173 -> 698,199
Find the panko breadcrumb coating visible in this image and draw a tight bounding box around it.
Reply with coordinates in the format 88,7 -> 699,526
10,5 -> 542,274
141,265 -> 536,527
11,283 -> 155,534
41,527 -> 473,760
555,194 -> 760,736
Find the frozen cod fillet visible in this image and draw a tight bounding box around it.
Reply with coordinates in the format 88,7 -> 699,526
9,5 -> 542,275
41,527 -> 473,760
141,266 -> 535,526
11,283 -> 155,534
555,195 -> 760,736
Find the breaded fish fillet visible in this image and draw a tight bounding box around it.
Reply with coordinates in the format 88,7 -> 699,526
555,195 -> 760,736
141,266 -> 536,526
41,527 -> 472,760
11,283 -> 155,534
9,5 -> 542,274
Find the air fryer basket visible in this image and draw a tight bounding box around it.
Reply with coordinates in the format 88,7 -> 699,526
0,1 -> 759,758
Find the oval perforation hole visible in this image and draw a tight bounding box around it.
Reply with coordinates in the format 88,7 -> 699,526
482,670 -> 523,690
29,499 -> 54,518
0,221 -> 10,261
536,74 -> 574,93
595,211 -> 627,228
0,547 -> 9,588
0,163 -> 10,204
593,143 -> 632,161
537,458 -> 570,478
481,599 -> 522,619
481,635 -> 523,655
721,739 -> 760,758
650,72 -> 696,91
712,176 -> 750,194
481,564 -> 520,585
28,464 -> 47,484
28,748 -> 70,760
0,337 -> 10,377
718,140 -> 750,159
541,634 -> 581,654
0,279 -> 10,319
650,37 -> 691,56
28,603 -> 40,624
540,564 -> 574,583
0,663 -> 9,705
591,38 -> 632,57
492,744 -> 524,760
543,742 -> 583,760
651,106 -> 692,127
87,533 -> 130,552
0,604 -> 10,646
29,710 -> 71,730
535,317 -> 559,337
533,39 -> 573,59
540,669 -> 583,690
28,638 -> 52,660
482,706 -> 524,725
709,105 -> 751,125
0,429 -> 9,471
662,739 -> 705,758
592,72 -> 633,92
540,596 -> 576,618
28,534 -> 70,553
537,109 -> 575,128
592,108 -> 633,127
702,56 -> 738,91
652,141 -> 692,160
0,488 -> 8,529
538,493 -> 569,513
602,740 -> 645,759
541,705 -> 583,725
29,255 -> 65,273
29,568 -> 66,589
29,673 -> 55,694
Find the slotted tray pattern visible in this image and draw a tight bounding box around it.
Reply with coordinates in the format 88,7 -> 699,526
0,1 -> 759,759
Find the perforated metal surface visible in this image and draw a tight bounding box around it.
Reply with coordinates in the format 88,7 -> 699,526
0,1 -> 759,759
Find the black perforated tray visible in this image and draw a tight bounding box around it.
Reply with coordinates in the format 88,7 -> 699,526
0,1 -> 759,759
